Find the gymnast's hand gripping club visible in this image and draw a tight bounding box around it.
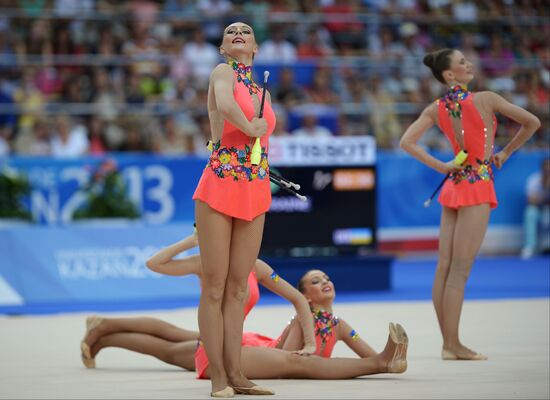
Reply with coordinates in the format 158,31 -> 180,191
424,149 -> 468,208
250,70 -> 269,166
249,70 -> 306,201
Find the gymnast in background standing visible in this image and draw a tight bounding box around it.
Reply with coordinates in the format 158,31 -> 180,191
400,48 -> 540,360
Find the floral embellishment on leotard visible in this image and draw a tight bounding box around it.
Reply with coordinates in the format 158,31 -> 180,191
227,58 -> 259,95
312,308 -> 339,346
207,140 -> 269,182
449,158 -> 494,184
270,272 -> 280,282
441,85 -> 470,119
349,329 -> 360,341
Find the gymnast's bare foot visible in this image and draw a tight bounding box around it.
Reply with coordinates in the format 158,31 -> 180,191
80,315 -> 104,368
442,344 -> 487,360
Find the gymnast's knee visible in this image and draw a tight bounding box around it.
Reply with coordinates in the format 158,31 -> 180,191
224,278 -> 248,302
201,280 -> 226,303
445,260 -> 473,290
435,258 -> 451,279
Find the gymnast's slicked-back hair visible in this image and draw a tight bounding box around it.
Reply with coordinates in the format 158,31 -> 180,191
297,270 -> 317,293
423,48 -> 455,84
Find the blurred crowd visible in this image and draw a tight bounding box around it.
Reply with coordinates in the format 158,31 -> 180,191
0,0 -> 548,158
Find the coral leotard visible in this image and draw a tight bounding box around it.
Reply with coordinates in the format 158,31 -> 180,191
194,272 -> 339,379
238,308 -> 339,359
437,89 -> 498,209
192,64 -> 276,221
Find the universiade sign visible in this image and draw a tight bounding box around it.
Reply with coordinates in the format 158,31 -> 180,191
0,224 -> 201,314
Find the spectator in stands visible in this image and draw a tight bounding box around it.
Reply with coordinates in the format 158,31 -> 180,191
60,75 -> 87,120
366,0 -> 418,16
297,26 -> 334,59
196,0 -> 234,43
274,67 -> 306,108
480,32 -> 516,79
0,18 -> 16,76
87,116 -> 108,155
14,117 -> 51,155
0,1 -> 548,155
242,0 -> 270,44
50,114 -> 89,157
23,18 -> 52,55
117,120 -> 149,152
291,112 -> 333,137
180,27 -> 220,86
305,67 -> 340,105
125,70 -> 146,104
368,26 -> 401,63
51,21 -> 85,78
366,75 -> 402,149
122,15 -> 163,98
90,67 -> 124,123
451,0 -> 478,23
191,112 -> 213,157
0,78 -> 16,150
34,57 -> 63,99
91,25 -> 120,72
396,22 -> 428,78
164,76 -> 197,111
29,118 -> 52,156
96,0 -> 127,15
13,68 -> 45,134
521,158 -> 550,259
272,106 -> 291,137
0,125 -> 10,156
152,114 -> 194,155
321,0 -> 364,53
255,27 -> 297,64
167,37 -> 192,82
53,0 -> 94,18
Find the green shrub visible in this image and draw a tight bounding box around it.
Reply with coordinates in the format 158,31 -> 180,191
72,159 -> 140,220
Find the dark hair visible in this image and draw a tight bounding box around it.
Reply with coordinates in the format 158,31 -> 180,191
423,48 -> 455,84
297,269 -> 325,293
297,269 -> 317,293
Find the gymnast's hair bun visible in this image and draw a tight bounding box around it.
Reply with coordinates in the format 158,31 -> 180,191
423,53 -> 436,68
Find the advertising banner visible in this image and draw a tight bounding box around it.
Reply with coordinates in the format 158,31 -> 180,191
4,155 -> 205,226
263,136 -> 377,256
0,223 -> 200,314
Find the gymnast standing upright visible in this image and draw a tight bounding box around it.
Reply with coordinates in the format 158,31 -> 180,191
191,22 -> 276,397
400,48 -> 540,360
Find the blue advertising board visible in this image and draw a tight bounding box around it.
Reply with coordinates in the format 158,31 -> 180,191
1,145 -> 546,314
4,155 -> 205,225
0,223 -> 200,314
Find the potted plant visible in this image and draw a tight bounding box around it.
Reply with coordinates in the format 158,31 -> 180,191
72,158 -> 140,222
0,164 -> 32,223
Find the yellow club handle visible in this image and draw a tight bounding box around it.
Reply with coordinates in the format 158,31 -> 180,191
454,150 -> 468,166
251,137 -> 261,165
